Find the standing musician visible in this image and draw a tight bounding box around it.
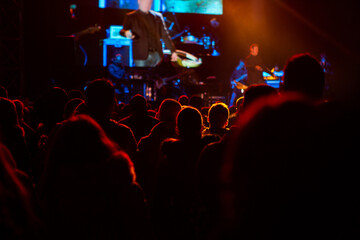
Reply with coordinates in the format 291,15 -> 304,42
120,0 -> 178,67
229,59 -> 248,107
245,43 -> 274,85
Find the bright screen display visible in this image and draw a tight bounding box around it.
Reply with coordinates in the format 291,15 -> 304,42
99,0 -> 223,15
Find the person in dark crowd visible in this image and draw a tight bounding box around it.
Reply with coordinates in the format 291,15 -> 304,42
119,94 -> 159,142
120,0 -> 178,67
84,78 -> 138,159
218,92 -> 360,239
0,143 -> 42,240
137,98 -> 182,203
282,53 -> 325,101
38,114 -> 149,240
0,97 -> 30,175
241,84 -> 278,110
33,87 -> 68,137
203,102 -> 230,138
281,53 -> 359,240
63,98 -> 84,119
153,106 -> 219,240
189,95 -> 204,112
0,85 -> 8,98
197,84 -> 277,238
228,96 -> 244,127
178,94 -> 189,106
227,84 -> 277,128
67,89 -> 85,100
13,99 -> 40,176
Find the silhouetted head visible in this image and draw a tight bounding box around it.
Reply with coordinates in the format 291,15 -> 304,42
236,96 -> 244,110
129,94 -> 148,115
189,95 -> 203,112
13,99 -> 25,123
67,89 -> 85,100
208,102 -> 229,129
158,98 -> 182,122
45,114 -> 117,165
243,84 -> 278,110
0,97 -> 19,128
38,87 -> 68,127
64,98 -> 84,119
177,106 -> 203,140
282,53 -> 325,100
85,78 -> 115,118
0,85 -> 8,98
47,87 -> 68,107
42,114 -> 136,199
178,95 -> 189,106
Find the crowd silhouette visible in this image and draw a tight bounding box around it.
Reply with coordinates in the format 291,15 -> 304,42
1,53 -> 359,239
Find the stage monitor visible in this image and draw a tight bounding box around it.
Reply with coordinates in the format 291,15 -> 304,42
99,0 -> 223,15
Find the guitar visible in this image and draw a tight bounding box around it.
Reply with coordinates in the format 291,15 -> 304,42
231,73 -> 248,90
155,71 -> 189,90
232,80 -> 248,90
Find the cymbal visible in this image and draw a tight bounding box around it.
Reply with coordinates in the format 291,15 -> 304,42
173,50 -> 202,68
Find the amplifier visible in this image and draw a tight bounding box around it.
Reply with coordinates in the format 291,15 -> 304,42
208,96 -> 226,106
102,38 -> 133,67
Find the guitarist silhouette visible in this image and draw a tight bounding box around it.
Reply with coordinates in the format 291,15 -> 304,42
229,59 -> 248,106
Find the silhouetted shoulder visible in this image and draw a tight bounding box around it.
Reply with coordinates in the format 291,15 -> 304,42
106,150 -> 136,185
202,134 -> 221,146
161,138 -> 180,154
99,119 -> 137,157
110,118 -> 132,131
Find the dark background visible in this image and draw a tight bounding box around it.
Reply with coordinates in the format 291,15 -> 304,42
21,0 -> 360,102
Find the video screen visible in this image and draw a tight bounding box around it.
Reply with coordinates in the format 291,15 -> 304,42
99,0 -> 223,15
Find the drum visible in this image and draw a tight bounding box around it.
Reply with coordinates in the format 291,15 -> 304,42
200,36 -> 211,49
181,34 -> 199,44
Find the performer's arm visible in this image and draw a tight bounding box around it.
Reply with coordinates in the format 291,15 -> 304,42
234,74 -> 248,83
120,14 -> 134,38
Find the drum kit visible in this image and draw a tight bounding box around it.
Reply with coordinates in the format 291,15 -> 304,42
170,29 -> 219,70
169,16 -> 220,69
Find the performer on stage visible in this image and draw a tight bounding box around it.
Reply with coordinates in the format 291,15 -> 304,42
108,53 -> 126,79
229,59 -> 248,107
120,0 -> 178,67
245,43 -> 273,85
